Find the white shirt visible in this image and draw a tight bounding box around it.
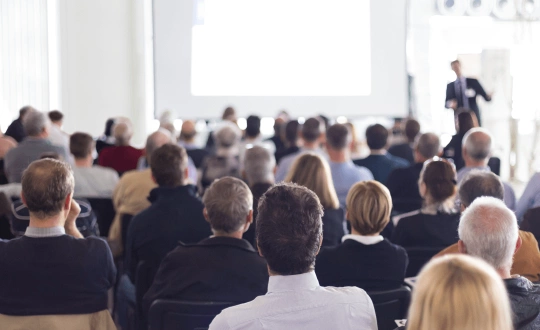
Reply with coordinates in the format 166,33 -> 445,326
72,166 -> 120,198
209,272 -> 377,330
342,234 -> 384,245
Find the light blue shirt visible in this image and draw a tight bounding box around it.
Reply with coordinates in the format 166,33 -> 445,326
457,166 -> 516,211
516,172 -> 540,221
329,160 -> 374,208
25,226 -> 65,238
275,148 -> 327,182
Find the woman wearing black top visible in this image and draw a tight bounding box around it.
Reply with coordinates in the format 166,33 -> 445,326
443,110 -> 478,170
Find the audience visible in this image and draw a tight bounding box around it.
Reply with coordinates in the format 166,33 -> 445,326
4,110 -> 69,183
443,110 -> 478,170
274,119 -> 300,163
316,181 -> 408,290
458,197 -> 540,330
209,183 -> 377,330
242,146 -> 275,246
47,110 -> 70,152
344,122 -> 362,159
178,120 -> 209,169
0,132 -> 16,184
0,159 -> 116,327
70,132 -> 119,198
458,127 -> 516,209
95,118 -> 116,154
267,111 -> 289,156
392,159 -> 460,247
275,117 -> 325,182
205,106 -> 238,152
405,255 -> 513,330
285,153 -> 344,247
143,177 -> 268,316
353,124 -> 409,184
241,115 -> 275,155
435,171 -> 540,282
98,120 -> 143,174
387,133 -> 441,213
516,172 -> 540,221
388,118 -> 420,164
4,105 -> 34,143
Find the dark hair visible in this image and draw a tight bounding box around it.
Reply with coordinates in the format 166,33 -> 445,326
459,171 -> 504,207
302,118 -> 323,142
48,110 -> 64,122
326,124 -> 350,150
405,119 -> 420,142
256,183 -> 323,275
22,159 -> 74,219
222,107 -> 236,121
19,105 -> 34,118
245,115 -> 261,138
422,160 -> 457,203
70,132 -> 94,159
366,124 -> 389,150
457,111 -> 478,135
283,120 -> 299,144
104,118 -> 115,137
150,144 -> 188,187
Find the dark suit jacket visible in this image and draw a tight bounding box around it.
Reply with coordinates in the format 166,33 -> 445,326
142,237 -> 268,316
445,78 -> 491,124
391,211 -> 460,248
244,182 -> 273,246
353,154 -> 409,185
4,119 -> 25,143
386,163 -> 424,213
388,143 -> 414,164
322,208 -> 346,248
186,148 -> 209,169
316,238 -> 408,291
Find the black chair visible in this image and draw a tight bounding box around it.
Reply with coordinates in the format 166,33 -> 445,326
121,213 -> 134,253
148,300 -> 236,330
487,157 -> 501,176
521,207 -> 540,249
405,246 -> 446,277
87,198 -> 116,237
135,260 -> 161,330
367,286 -> 411,330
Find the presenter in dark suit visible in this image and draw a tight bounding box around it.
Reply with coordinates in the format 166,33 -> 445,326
445,60 -> 491,126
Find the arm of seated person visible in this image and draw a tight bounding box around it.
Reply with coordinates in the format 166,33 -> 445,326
65,200 -> 83,239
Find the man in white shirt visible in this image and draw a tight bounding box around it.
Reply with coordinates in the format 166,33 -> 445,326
209,182 -> 377,330
48,110 -> 70,151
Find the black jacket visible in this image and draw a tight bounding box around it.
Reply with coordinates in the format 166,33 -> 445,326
445,77 -> 491,124
4,119 -> 25,143
322,208 -> 346,248
388,143 -> 414,164
142,236 -> 268,316
443,133 -> 466,171
505,276 -> 540,330
386,163 -> 424,213
391,211 -> 460,248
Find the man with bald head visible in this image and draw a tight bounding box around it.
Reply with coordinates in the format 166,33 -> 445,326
457,127 -> 516,210
98,120 -> 143,174
179,120 -> 209,168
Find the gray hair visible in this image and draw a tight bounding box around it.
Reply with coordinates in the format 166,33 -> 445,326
463,128 -> 492,161
416,133 -> 440,159
244,146 -> 275,186
458,196 -> 518,271
459,171 -> 504,207
202,176 -> 253,233
145,129 -> 172,163
23,110 -> 49,137
214,124 -> 240,149
113,121 -> 133,146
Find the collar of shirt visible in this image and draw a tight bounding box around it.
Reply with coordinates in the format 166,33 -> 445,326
268,271 -> 319,293
342,234 -> 384,245
25,226 -> 66,238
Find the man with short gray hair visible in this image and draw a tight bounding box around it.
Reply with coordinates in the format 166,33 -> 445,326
4,110 -> 69,183
458,197 -> 540,330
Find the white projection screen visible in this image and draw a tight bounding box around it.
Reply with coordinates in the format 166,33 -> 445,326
153,0 -> 407,118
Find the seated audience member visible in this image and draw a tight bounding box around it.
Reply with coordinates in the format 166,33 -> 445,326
458,197 -> 540,330
404,255 -> 513,330
98,120 -> 143,174
267,112 -> 289,156
457,127 -> 516,210
285,153 -> 344,247
47,110 -> 70,152
209,183 -> 377,330
240,115 -> 275,161
4,110 -> 69,183
435,171 -> 540,282
392,159 -> 460,247
344,122 -> 362,159
316,181 -> 408,291
275,117 -> 326,182
70,132 -> 119,198
516,172 -> 540,221
274,119 -> 300,163
242,146 -> 275,245
205,106 -> 237,152
0,159 -> 115,325
326,124 -> 373,208
4,105 -> 34,143
353,124 -> 409,184
388,118 -> 420,164
178,120 -> 209,168
387,133 -> 441,213
143,177 -> 268,316
200,124 -> 242,191
0,132 -> 16,159
443,110 -> 478,171
95,118 -> 116,154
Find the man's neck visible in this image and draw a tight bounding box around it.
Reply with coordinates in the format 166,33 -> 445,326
327,149 -> 348,163
28,214 -> 65,229
497,268 -> 512,280
370,149 -> 386,155
465,160 -> 489,168
302,141 -> 319,150
74,157 -> 93,168
213,230 -> 244,240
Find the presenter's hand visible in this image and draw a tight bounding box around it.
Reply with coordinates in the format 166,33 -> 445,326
449,99 -> 458,110
487,92 -> 494,101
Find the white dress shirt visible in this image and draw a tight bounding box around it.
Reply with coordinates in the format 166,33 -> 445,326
209,271 -> 378,330
342,234 -> 384,245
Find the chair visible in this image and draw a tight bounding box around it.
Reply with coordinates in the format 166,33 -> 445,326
367,286 -> 411,330
405,246 -> 446,277
521,207 -> 540,248
487,157 -> 501,176
121,214 -> 134,253
87,198 -> 116,237
148,300 -> 236,330
135,260 -> 161,330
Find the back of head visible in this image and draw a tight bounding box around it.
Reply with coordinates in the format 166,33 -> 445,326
48,110 -> 63,123
244,146 -> 275,186
301,118 -> 323,143
256,182 -> 323,275
346,181 -> 392,235
104,118 -> 116,137
21,159 -> 74,219
459,171 -> 504,207
23,110 -> 49,137
463,128 -> 492,161
459,197 -> 518,271
214,124 -> 240,149
416,133 -> 441,160
203,177 -> 253,233
150,144 -> 188,187
222,107 -> 236,122
283,120 -> 300,144
404,119 -> 421,142
285,153 -> 339,210
326,124 -> 350,151
113,121 -> 133,146
145,129 -> 172,163
420,160 -> 457,204
457,111 -> 478,135
408,254 -> 513,330
19,105 -> 35,119
245,115 -> 261,138
179,120 -> 197,141
70,132 -> 94,159
365,124 -> 388,150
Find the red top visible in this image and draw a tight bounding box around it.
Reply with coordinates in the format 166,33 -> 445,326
98,146 -> 144,174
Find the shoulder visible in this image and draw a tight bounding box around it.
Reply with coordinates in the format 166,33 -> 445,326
389,155 -> 409,166
393,210 -> 422,227
316,285 -> 372,305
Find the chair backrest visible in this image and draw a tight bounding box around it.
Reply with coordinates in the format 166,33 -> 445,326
86,198 -> 115,237
405,246 -> 446,277
121,213 -> 134,252
148,300 -> 236,330
487,157 -> 501,176
367,286 -> 411,330
521,207 -> 540,248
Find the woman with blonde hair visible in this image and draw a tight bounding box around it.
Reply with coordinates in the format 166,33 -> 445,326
285,153 -> 344,247
316,181 -> 408,290
405,254 -> 513,330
